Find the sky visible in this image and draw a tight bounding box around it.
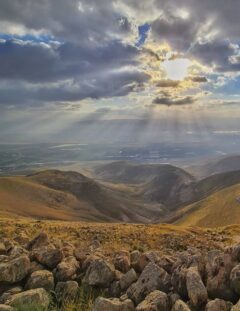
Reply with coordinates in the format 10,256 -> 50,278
0,0 -> 240,144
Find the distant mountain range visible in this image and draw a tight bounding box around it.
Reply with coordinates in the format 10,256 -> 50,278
0,155 -> 240,227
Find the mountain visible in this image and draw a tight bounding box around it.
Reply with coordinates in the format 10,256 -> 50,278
0,170 -> 164,223
95,161 -> 240,211
95,161 -> 195,184
175,183 -> 240,227
187,155 -> 240,179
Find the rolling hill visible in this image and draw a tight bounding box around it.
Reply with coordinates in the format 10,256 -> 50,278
95,161 -> 194,184
1,163 -> 240,226
175,183 -> 240,227
95,161 -> 240,211
0,170 -> 164,223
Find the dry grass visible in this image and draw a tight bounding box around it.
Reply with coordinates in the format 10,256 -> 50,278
1,216 -> 239,253
176,183 -> 240,228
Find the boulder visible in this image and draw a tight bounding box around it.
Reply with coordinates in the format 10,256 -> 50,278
137,252 -> 159,272
127,262 -> 171,305
230,264 -> 240,296
8,246 -> 28,258
29,261 -> 45,274
30,245 -> 63,269
114,254 -> 131,273
54,256 -> 79,282
157,255 -> 175,274
27,232 -> 50,250
186,267 -> 208,307
0,255 -> 30,283
83,258 -> 115,287
93,297 -> 135,311
231,245 -> 240,262
171,299 -> 191,311
0,287 -> 23,304
206,251 -> 236,301
130,250 -> 141,271
136,290 -> 169,311
120,268 -> 138,291
205,299 -> 233,311
6,288 -> 49,309
25,270 -> 54,291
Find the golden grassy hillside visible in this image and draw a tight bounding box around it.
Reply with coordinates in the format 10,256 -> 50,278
1,217 -> 240,253
175,183 -> 240,227
0,176 -> 104,221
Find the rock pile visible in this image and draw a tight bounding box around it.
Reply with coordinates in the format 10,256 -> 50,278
1,232 -> 240,310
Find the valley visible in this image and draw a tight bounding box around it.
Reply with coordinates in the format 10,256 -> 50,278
1,155 -> 240,227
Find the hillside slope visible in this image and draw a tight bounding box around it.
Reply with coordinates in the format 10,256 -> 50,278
95,161 -> 194,184
175,183 -> 240,227
0,170 -> 164,223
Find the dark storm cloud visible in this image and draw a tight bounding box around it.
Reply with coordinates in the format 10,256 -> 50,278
0,0 -> 130,42
152,95 -> 197,106
0,39 -> 138,82
0,69 -> 150,106
151,15 -> 198,51
190,40 -> 240,72
0,0 -> 149,105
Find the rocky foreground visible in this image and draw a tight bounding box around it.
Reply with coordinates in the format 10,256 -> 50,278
1,232 -> 240,310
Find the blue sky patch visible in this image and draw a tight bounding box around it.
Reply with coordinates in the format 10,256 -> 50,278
136,23 -> 150,47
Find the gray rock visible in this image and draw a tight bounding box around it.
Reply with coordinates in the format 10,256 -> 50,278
120,268 -> 138,291
0,255 -> 30,283
0,287 -> 23,304
127,262 -> 171,305
30,245 -> 63,269
186,267 -> 208,307
136,290 -> 169,311
6,288 -> 49,309
27,232 -> 50,250
205,299 -> 233,311
25,270 -> 54,291
206,251 -> 236,301
93,297 -> 135,311
131,250 -> 141,272
54,256 -> 79,282
114,252 -> 131,273
29,261 -> 45,274
83,258 -> 115,287
8,246 -> 28,258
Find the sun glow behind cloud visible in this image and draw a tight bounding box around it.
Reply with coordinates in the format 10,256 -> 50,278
162,58 -> 191,81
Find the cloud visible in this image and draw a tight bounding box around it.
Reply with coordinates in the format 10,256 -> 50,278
152,95 -> 197,106
156,79 -> 180,88
187,76 -> 208,83
0,0 -> 240,109
0,69 -> 150,106
190,40 -> 240,72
